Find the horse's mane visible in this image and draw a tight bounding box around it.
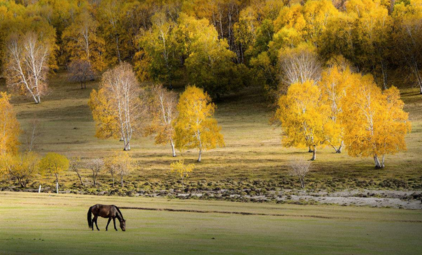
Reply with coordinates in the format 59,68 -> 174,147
114,205 -> 125,221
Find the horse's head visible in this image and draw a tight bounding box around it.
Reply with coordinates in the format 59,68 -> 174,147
120,219 -> 126,231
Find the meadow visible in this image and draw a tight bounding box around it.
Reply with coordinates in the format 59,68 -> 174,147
0,192 -> 421,255
2,72 -> 422,190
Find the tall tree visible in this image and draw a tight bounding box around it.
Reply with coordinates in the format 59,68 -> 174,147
5,32 -> 50,104
392,1 -> 422,93
276,80 -> 327,160
62,9 -> 106,71
341,76 -> 411,168
137,11 -> 179,86
88,62 -> 145,151
174,86 -> 224,162
318,62 -> 354,153
178,14 -> 244,98
145,84 -> 178,157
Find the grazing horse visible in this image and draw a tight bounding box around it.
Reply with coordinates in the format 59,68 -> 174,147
87,204 -> 126,231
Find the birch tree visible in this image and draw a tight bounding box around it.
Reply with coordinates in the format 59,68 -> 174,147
62,9 -> 106,72
5,32 -> 50,104
145,84 -> 178,157
276,80 -> 327,161
173,86 -> 224,162
279,45 -> 322,87
88,62 -> 145,151
341,77 -> 411,168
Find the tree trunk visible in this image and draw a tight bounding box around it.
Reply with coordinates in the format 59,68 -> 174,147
120,175 -> 124,188
55,174 -> 59,194
300,177 -> 305,189
336,141 -> 344,153
198,148 -> 202,162
111,174 -> 115,188
124,141 -> 130,151
308,146 -> 313,153
170,140 -> 176,157
374,155 -> 383,169
311,146 -> 316,161
77,173 -> 84,186
93,173 -> 96,186
116,35 -> 121,63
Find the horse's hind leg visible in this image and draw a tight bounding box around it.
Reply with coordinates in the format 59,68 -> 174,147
94,216 -> 100,231
113,217 -> 118,231
106,218 -> 111,231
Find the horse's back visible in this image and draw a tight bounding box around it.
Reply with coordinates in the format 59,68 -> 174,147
92,204 -> 117,218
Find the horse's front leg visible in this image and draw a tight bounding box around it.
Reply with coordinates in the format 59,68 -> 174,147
113,217 -> 118,231
106,218 -> 111,231
94,216 -> 100,231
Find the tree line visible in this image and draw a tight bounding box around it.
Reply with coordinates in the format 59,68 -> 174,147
0,0 -> 421,99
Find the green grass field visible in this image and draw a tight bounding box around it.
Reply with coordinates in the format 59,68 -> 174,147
0,192 -> 421,255
2,72 -> 422,189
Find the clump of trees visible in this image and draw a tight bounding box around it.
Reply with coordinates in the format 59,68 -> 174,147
276,63 -> 411,168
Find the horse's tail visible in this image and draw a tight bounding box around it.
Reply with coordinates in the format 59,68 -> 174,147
115,205 -> 125,221
87,206 -> 93,228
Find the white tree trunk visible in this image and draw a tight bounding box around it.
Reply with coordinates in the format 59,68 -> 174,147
374,155 -> 383,169
170,140 -> 176,157
198,148 -> 202,162
311,146 -> 316,161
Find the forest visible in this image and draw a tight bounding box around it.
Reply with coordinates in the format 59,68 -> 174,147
0,0 -> 420,193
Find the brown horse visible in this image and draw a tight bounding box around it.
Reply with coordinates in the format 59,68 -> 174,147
87,204 -> 126,231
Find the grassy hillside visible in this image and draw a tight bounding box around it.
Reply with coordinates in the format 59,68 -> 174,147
1,72 -> 422,190
0,192 -> 421,255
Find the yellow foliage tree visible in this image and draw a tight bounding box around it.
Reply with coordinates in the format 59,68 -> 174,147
341,76 -> 411,168
174,86 -> 224,162
39,153 -> 70,190
276,80 -> 327,160
170,159 -> 194,189
0,152 -> 40,188
62,9 -> 106,72
318,63 -> 355,153
88,63 -> 145,151
0,92 -> 20,156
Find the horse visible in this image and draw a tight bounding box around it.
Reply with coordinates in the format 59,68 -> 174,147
87,204 -> 126,231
